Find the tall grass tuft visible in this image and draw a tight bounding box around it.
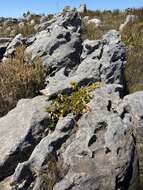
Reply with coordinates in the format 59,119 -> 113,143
0,45 -> 46,117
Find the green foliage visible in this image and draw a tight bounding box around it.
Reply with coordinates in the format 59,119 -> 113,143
47,82 -> 102,125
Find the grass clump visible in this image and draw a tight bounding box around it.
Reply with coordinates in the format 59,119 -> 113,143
121,9 -> 143,93
47,82 -> 102,126
0,22 -> 36,37
81,9 -> 125,40
35,155 -> 62,190
0,45 -> 46,117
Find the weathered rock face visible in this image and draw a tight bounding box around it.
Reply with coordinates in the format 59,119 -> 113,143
0,7 -> 142,190
118,92 -> 143,188
41,30 -> 126,97
0,96 -> 51,180
26,9 -> 82,74
3,34 -> 25,59
10,85 -> 139,190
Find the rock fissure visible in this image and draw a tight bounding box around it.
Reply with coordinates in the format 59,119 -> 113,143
0,6 -> 142,190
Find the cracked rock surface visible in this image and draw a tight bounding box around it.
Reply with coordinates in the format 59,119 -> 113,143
0,7 -> 142,190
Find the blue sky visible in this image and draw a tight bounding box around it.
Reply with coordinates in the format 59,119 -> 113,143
1,0 -> 143,17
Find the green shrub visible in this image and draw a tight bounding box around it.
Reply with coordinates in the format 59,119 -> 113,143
47,82 -> 102,127
0,46 -> 46,117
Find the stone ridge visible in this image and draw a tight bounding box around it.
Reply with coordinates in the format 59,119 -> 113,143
0,7 -> 142,190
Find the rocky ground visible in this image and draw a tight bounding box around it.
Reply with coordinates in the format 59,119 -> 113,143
0,5 -> 143,190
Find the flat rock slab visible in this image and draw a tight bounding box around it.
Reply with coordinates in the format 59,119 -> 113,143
0,96 -> 51,179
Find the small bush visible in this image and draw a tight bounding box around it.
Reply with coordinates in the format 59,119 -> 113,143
47,82 -> 102,127
0,46 -> 46,117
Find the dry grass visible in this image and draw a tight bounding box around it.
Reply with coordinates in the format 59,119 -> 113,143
0,13 -> 41,37
0,22 -> 36,37
0,46 -> 46,117
122,8 -> 143,93
81,9 -> 125,40
81,8 -> 143,93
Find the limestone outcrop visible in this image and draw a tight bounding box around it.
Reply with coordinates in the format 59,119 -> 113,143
0,7 -> 142,190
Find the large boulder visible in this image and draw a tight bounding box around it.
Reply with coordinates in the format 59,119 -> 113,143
41,30 -> 126,97
0,96 -> 51,180
10,85 -> 139,190
26,9 -> 81,70
118,92 -> 143,188
0,8 -> 141,190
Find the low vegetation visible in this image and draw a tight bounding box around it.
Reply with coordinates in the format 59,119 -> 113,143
81,8 -> 143,93
0,12 -> 41,37
47,82 -> 102,129
35,155 -> 62,190
0,46 -> 46,117
81,9 -> 125,40
122,9 -> 143,93
0,21 -> 36,37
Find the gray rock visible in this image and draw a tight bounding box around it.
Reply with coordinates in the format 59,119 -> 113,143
4,34 -> 25,58
0,9 -> 140,190
11,85 -> 139,190
118,91 -> 143,188
36,17 -> 56,31
119,15 -> 138,32
26,36 -> 36,46
40,16 -> 47,24
41,30 -> 126,98
100,30 -> 126,85
26,9 -> 82,79
87,18 -> 102,27
0,37 -> 11,60
0,96 -> 51,180
78,4 -> 87,13
81,39 -> 101,60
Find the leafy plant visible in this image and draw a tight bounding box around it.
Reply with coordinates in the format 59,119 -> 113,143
47,82 -> 102,126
